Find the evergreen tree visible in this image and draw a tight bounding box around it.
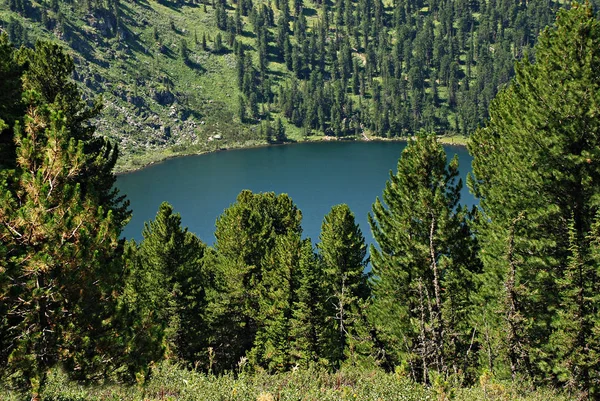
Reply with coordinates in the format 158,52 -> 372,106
180,38 -> 189,63
21,41 -> 128,224
0,42 -> 130,396
206,190 -> 303,372
213,32 -> 223,53
317,204 -> 370,367
469,3 -> 600,392
129,202 -> 207,365
369,133 -> 479,382
248,92 -> 258,118
275,117 -> 286,143
288,240 -> 327,367
249,232 -> 304,371
238,95 -> 246,122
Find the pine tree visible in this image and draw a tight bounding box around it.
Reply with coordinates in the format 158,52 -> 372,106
369,133 -> 479,382
275,117 -> 286,143
248,92 -> 258,118
213,33 -> 223,53
318,204 -> 370,367
469,3 -> 600,391
22,41 -> 129,225
288,240 -> 327,367
249,232 -> 304,371
206,190 -> 303,372
128,202 -> 206,365
238,95 -> 246,122
548,216 -> 600,395
0,43 -> 130,395
180,38 -> 189,63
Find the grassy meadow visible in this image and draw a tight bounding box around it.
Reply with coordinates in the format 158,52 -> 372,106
2,362 -> 578,401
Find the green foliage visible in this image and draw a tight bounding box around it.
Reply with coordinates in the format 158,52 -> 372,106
122,202 -> 207,375
249,232 -> 306,371
0,41 -> 129,396
469,3 -> 600,393
288,239 -> 327,367
369,133 -> 480,382
317,204 -> 371,367
207,190 -> 303,371
2,361 -> 578,401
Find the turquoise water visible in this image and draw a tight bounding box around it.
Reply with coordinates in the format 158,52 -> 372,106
117,141 -> 475,246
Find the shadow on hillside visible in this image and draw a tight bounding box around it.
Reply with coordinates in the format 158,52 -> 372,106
240,30 -> 256,39
266,52 -> 281,64
302,8 -> 317,17
64,25 -> 102,63
157,0 -> 200,11
160,45 -> 177,59
239,42 -> 254,52
185,58 -> 206,73
267,68 -> 287,85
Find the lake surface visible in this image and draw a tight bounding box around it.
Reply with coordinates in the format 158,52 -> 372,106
117,141 -> 475,247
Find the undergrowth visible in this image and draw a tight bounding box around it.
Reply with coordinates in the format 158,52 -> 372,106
2,362 -> 577,401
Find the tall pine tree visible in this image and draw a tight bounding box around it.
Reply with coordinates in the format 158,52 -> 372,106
205,190 -> 303,372
317,204 -> 371,367
369,133 -> 479,382
469,3 -> 600,393
124,202 -> 207,368
0,42 -> 130,396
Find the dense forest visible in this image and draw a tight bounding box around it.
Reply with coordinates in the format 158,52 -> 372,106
2,0 -> 597,170
2,1 -> 600,401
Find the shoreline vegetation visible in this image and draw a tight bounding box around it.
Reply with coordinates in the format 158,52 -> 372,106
114,133 -> 469,174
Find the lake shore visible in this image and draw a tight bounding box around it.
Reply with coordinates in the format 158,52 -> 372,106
114,133 -> 469,175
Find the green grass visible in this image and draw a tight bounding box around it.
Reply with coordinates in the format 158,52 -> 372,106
437,134 -> 469,147
2,362 -> 577,401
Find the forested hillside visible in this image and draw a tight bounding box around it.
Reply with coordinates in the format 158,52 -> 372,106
0,0 -> 585,170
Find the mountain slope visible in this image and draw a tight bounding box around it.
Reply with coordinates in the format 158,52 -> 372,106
0,0 -> 581,171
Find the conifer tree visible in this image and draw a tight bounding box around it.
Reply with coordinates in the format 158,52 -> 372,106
318,204 -> 370,367
288,240 -> 327,367
249,232 -> 305,371
21,41 -> 129,225
469,3 -> 600,391
238,95 -> 246,122
214,32 -> 223,53
548,216 -> 600,395
0,42 -> 130,395
369,133 -> 478,382
128,202 -> 207,365
275,117 -> 286,143
206,190 -> 303,371
180,38 -> 189,63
